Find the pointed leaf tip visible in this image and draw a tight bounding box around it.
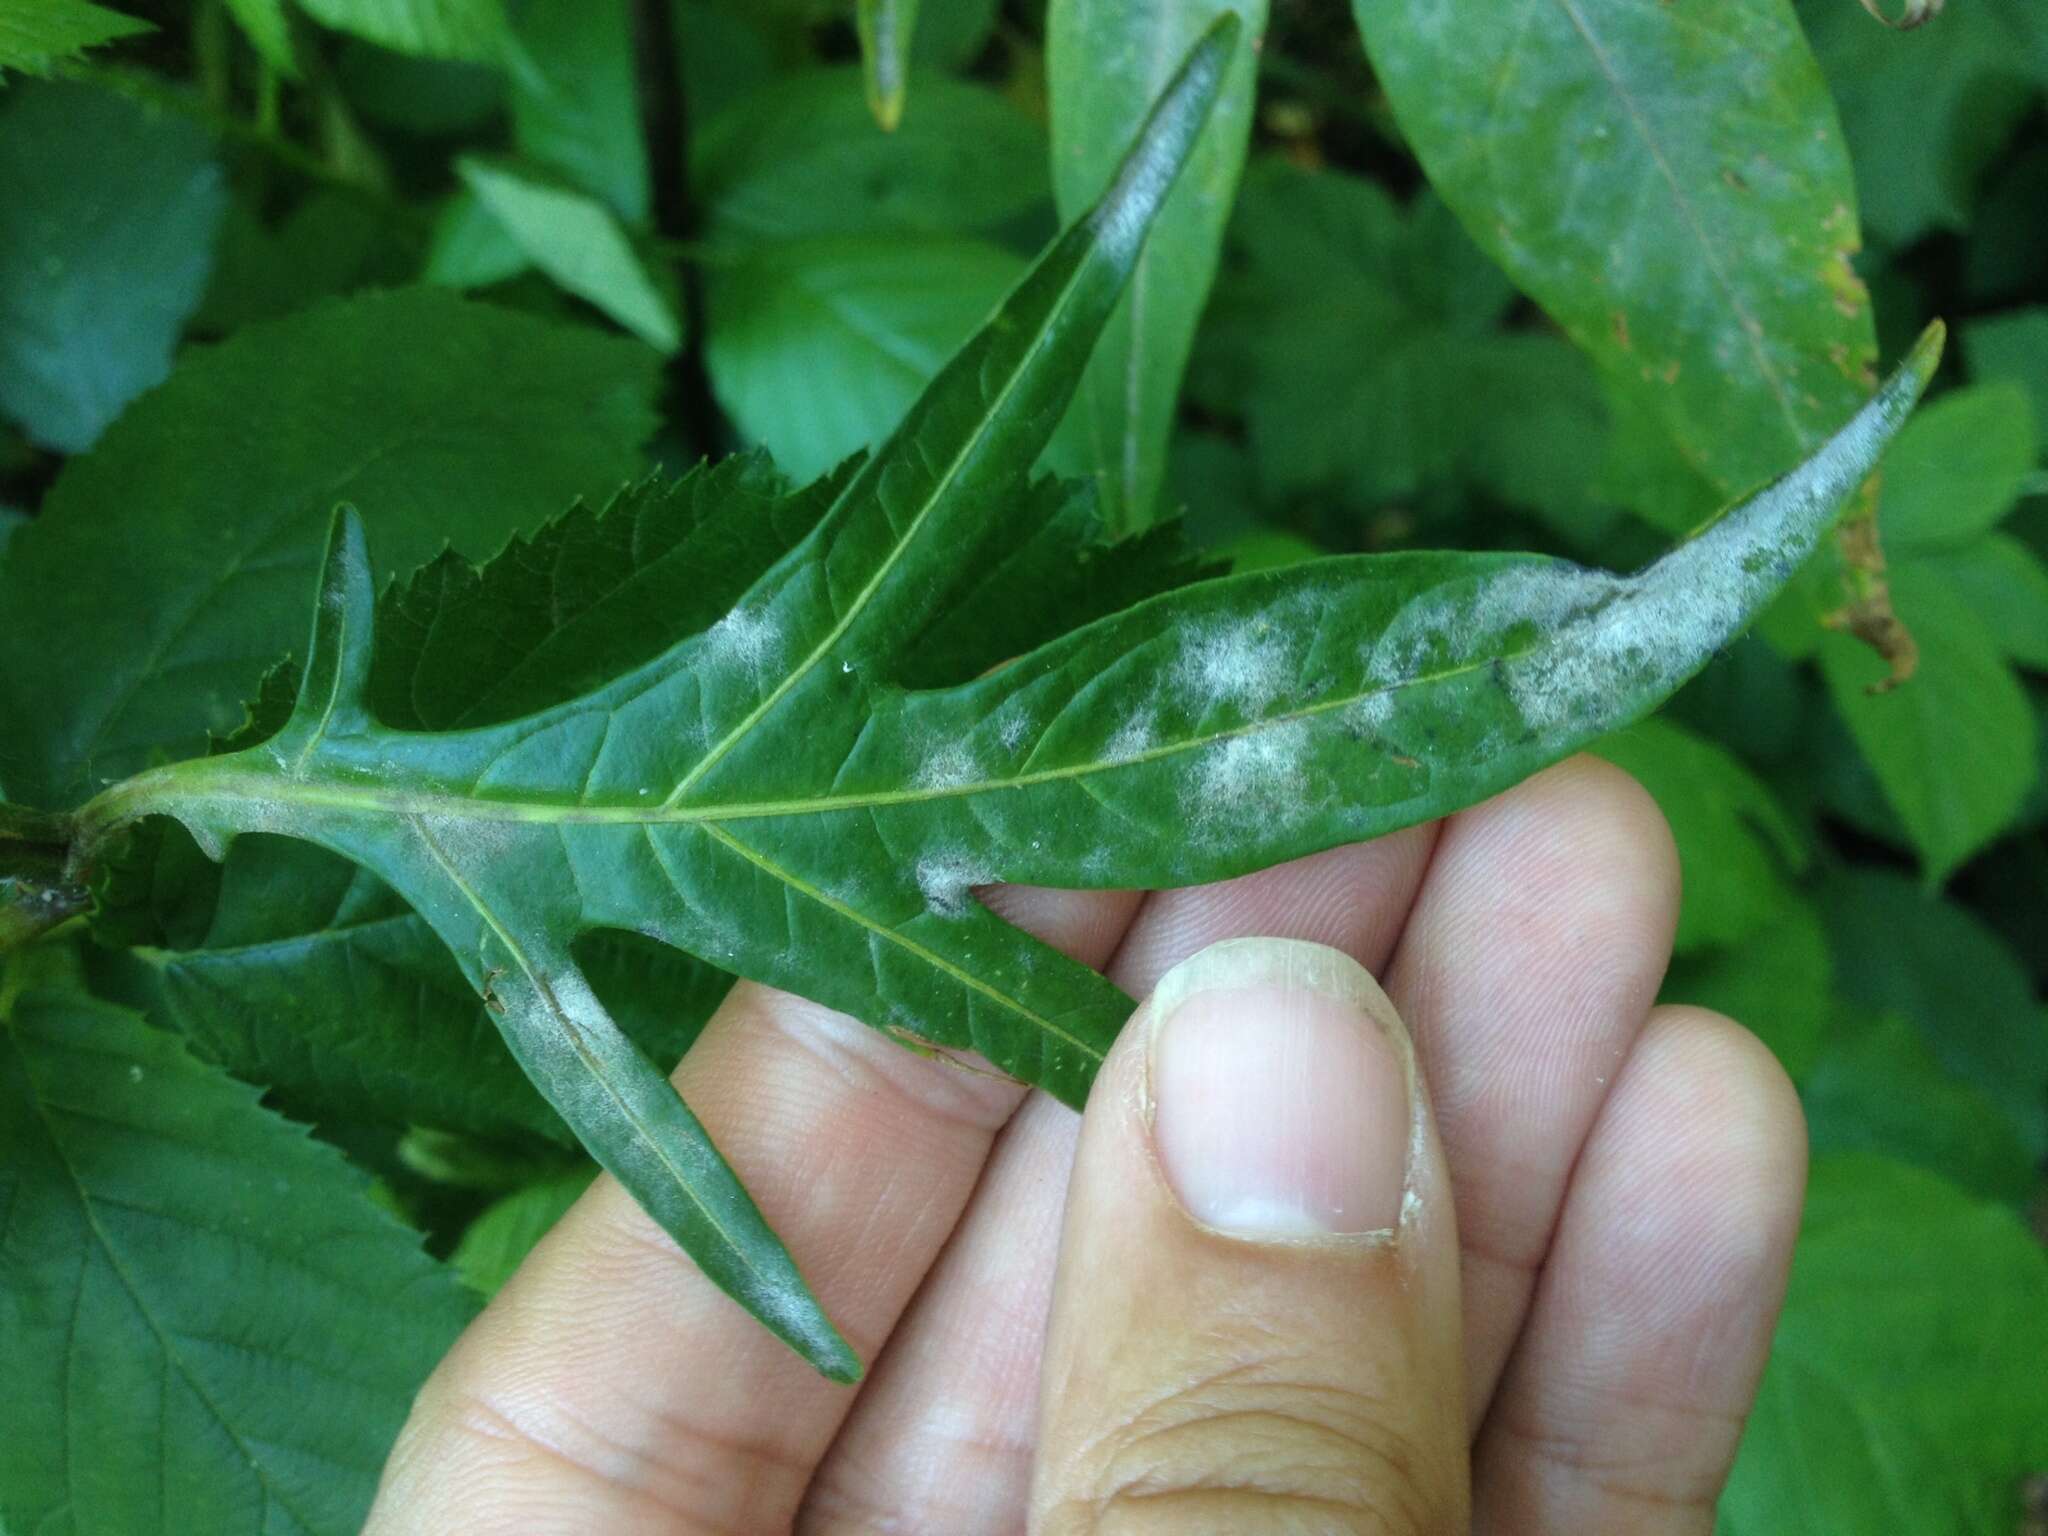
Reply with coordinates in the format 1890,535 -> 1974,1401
1905,317 -> 1946,387
1089,15 -> 1241,258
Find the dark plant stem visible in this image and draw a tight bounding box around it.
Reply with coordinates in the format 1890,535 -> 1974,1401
633,0 -> 723,460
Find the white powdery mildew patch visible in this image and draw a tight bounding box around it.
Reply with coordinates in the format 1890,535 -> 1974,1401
1102,708 -> 1157,765
1490,482 -> 1816,734
1173,616 -> 1295,716
996,707 -> 1033,754
415,809 -> 526,870
914,740 -> 981,791
915,851 -> 994,918
1185,719 -> 1314,834
1344,687 -> 1395,736
704,605 -> 783,671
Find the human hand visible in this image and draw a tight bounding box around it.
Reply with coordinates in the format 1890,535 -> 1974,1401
363,757 -> 1805,1534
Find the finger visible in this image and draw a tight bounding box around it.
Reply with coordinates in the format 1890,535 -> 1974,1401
1381,755 -> 1680,1428
1032,938 -> 1466,1534
366,883 -> 1142,1536
800,831 -> 1438,1531
1472,1007 -> 1805,1534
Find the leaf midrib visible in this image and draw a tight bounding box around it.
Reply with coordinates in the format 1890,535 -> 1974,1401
408,817 -> 780,1291
700,821 -> 1104,1060
155,649 -> 1502,831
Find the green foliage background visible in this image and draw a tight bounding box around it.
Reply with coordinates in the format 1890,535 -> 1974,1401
0,0 -> 2043,1530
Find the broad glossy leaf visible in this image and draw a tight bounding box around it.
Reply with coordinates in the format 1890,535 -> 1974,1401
1877,382 -> 2037,551
1194,164 -> 1609,532
76,221 -> 1937,1386
1816,381 -> 2039,875
508,0 -> 646,220
1819,559 -> 2036,880
856,0 -> 918,130
0,287 -> 661,809
453,1165 -> 596,1295
293,0 -> 507,61
1049,0 -> 1267,533
455,158 -> 681,352
198,191 -> 421,335
0,0 -> 147,76
0,81 -> 225,453
1804,1012 -> 2040,1204
1721,1156 -> 2048,1534
1799,0 -> 2048,247
1352,0 -> 1877,531
0,966 -> 476,1536
1933,534 -> 2048,671
693,69 -> 1046,243
1661,889 -> 1832,1078
704,235 -> 1024,481
1965,306 -> 2048,442
1589,717 -> 1804,953
423,189 -> 529,288
1817,871 -> 2048,1160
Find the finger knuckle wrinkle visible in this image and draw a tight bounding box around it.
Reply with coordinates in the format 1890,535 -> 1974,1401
1053,1375 -> 1447,1535
1494,1406 -> 1726,1514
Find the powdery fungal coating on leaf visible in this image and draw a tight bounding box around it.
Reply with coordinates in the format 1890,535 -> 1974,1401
1491,469 -> 1829,733
997,708 -> 1033,754
1103,708 -> 1158,764
705,606 -> 783,670
1173,616 -> 1295,716
1344,687 -> 1395,735
914,851 -> 994,917
914,741 -> 981,790
1185,719 -> 1314,834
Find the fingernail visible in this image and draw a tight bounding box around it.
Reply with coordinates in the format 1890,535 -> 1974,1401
1148,937 -> 1413,1241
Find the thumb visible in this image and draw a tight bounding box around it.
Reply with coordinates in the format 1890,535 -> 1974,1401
1030,937 -> 1467,1535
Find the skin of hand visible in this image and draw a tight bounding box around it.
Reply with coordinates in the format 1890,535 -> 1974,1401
364,757 -> 1807,1535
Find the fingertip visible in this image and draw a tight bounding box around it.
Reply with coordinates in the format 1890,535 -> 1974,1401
1623,1005 -> 1809,1270
1436,752 -> 1682,970
1034,937 -> 1467,1532
1543,753 -> 1683,934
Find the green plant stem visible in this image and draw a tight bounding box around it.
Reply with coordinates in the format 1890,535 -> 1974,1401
633,0 -> 724,457
62,62 -> 423,229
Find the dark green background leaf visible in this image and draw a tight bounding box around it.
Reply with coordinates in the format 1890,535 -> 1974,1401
0,81 -> 225,453
1722,1155 -> 2048,1534
0,287 -> 661,810
0,965 -> 476,1536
